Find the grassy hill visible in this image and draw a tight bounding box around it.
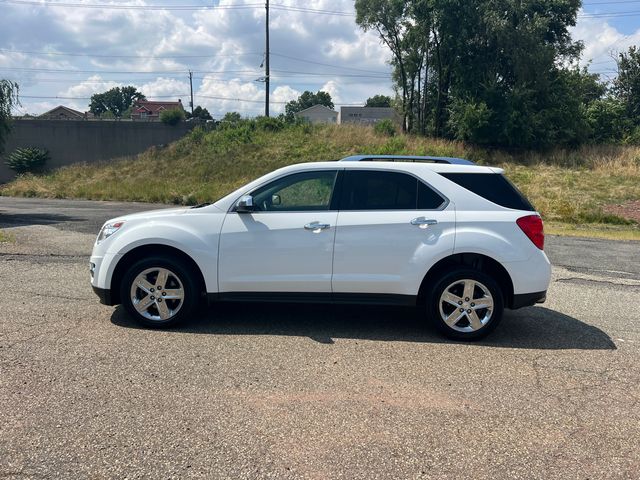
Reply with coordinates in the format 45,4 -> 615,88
2,122 -> 639,239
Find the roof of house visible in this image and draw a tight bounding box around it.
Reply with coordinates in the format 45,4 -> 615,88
294,104 -> 338,115
340,106 -> 397,116
39,105 -> 86,118
133,99 -> 183,114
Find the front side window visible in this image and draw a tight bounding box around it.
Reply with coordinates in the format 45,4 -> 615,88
339,170 -> 445,210
250,170 -> 337,212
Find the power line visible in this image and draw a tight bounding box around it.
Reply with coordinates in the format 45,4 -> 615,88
0,48 -> 262,59
270,52 -> 386,74
0,66 -> 261,74
0,0 -> 263,10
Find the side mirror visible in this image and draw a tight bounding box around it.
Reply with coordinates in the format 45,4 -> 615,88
236,195 -> 254,213
271,194 -> 281,206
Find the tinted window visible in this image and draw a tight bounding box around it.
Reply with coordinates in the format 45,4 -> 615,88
418,181 -> 446,209
440,173 -> 534,211
339,170 -> 444,210
251,170 -> 337,211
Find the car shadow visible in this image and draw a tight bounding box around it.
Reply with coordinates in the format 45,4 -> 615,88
110,302 -> 616,351
0,211 -> 84,228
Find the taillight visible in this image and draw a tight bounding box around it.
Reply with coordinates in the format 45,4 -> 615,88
516,215 -> 544,250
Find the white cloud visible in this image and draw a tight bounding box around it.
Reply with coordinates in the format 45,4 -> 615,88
571,13 -> 640,80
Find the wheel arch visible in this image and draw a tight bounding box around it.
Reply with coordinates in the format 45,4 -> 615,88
110,244 -> 207,305
418,252 -> 514,308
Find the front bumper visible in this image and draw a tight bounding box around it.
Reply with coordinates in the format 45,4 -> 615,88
510,290 -> 547,309
92,286 -> 115,305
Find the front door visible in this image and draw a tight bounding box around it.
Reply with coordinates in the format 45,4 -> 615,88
219,170 -> 339,293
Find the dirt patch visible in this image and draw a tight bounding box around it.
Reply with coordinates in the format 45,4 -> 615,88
603,200 -> 640,224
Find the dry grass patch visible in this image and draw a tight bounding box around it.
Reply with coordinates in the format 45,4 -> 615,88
1,124 -> 639,237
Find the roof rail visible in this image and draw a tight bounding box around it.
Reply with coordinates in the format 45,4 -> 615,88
339,154 -> 475,165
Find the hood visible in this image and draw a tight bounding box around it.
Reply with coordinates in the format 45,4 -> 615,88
103,207 -> 191,226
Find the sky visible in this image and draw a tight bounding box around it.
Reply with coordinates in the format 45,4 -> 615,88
0,0 -> 639,118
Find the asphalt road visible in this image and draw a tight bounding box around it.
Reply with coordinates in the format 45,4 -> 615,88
1,196 -> 639,479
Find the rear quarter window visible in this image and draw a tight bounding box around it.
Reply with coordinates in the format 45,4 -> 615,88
439,173 -> 534,211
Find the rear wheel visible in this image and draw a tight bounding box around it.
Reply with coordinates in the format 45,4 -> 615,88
120,256 -> 200,328
427,268 -> 504,340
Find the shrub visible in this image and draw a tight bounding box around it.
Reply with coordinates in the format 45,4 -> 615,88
373,119 -> 397,137
255,116 -> 285,132
5,147 -> 49,174
160,108 -> 185,126
623,126 -> 640,145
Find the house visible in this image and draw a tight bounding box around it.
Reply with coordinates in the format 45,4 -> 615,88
131,99 -> 184,121
338,106 -> 401,126
294,104 -> 338,124
39,105 -> 92,120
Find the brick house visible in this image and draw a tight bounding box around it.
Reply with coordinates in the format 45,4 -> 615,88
131,99 -> 184,121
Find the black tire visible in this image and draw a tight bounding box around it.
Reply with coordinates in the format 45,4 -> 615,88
120,256 -> 200,328
427,268 -> 504,340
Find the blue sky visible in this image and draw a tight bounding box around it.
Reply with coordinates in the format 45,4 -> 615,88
0,0 -> 638,117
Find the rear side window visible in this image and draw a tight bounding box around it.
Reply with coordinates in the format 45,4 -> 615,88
439,173 -> 534,211
339,170 -> 445,210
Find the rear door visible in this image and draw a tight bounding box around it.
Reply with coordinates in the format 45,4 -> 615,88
332,169 -> 456,297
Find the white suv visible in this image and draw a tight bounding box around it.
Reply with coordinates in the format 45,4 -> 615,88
90,155 -> 550,339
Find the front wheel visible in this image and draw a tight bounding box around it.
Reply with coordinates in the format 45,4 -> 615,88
427,269 -> 504,340
120,256 -> 200,328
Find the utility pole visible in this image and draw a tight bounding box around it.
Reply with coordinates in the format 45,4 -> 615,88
265,0 -> 270,117
188,70 -> 194,117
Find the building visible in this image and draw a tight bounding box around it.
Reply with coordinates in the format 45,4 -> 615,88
131,99 -> 185,122
294,104 -> 338,124
38,105 -> 92,120
338,106 -> 401,126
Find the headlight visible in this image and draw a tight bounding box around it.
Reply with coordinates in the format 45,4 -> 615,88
97,221 -> 125,243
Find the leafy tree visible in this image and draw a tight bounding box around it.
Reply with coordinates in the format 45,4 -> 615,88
222,112 -> 241,122
586,98 -> 630,143
160,108 -> 185,125
89,86 -> 145,118
355,0 -> 592,147
284,91 -> 333,122
0,79 -> 19,154
613,46 -> 640,125
365,95 -> 392,107
186,105 -> 213,121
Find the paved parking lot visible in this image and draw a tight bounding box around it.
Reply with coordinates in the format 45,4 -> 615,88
1,197 -> 639,479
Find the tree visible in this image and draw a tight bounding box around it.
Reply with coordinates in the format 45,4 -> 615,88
186,105 -> 213,121
160,108 -> 185,126
0,79 -> 19,154
355,0 -> 589,147
613,46 -> 640,125
221,111 -> 242,123
365,95 -> 392,107
89,86 -> 145,118
284,91 -> 333,121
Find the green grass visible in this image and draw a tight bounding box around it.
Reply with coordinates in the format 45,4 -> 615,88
1,122 -> 639,239
0,229 -> 14,243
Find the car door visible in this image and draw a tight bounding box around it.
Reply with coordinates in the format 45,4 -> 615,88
219,169 -> 339,293
332,169 -> 456,297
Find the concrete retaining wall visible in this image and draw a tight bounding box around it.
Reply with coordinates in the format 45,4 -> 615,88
0,120 -> 192,183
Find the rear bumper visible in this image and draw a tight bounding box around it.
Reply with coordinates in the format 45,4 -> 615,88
92,286 -> 115,306
510,290 -> 546,309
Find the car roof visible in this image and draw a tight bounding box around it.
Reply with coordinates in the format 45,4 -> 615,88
287,161 -> 501,174
339,154 -> 475,165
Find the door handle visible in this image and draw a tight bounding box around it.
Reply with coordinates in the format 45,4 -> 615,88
304,222 -> 331,232
411,217 -> 438,227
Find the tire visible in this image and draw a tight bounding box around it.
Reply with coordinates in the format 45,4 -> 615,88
120,256 -> 200,328
427,268 -> 504,340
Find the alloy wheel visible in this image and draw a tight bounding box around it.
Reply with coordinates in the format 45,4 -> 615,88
438,279 -> 494,333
